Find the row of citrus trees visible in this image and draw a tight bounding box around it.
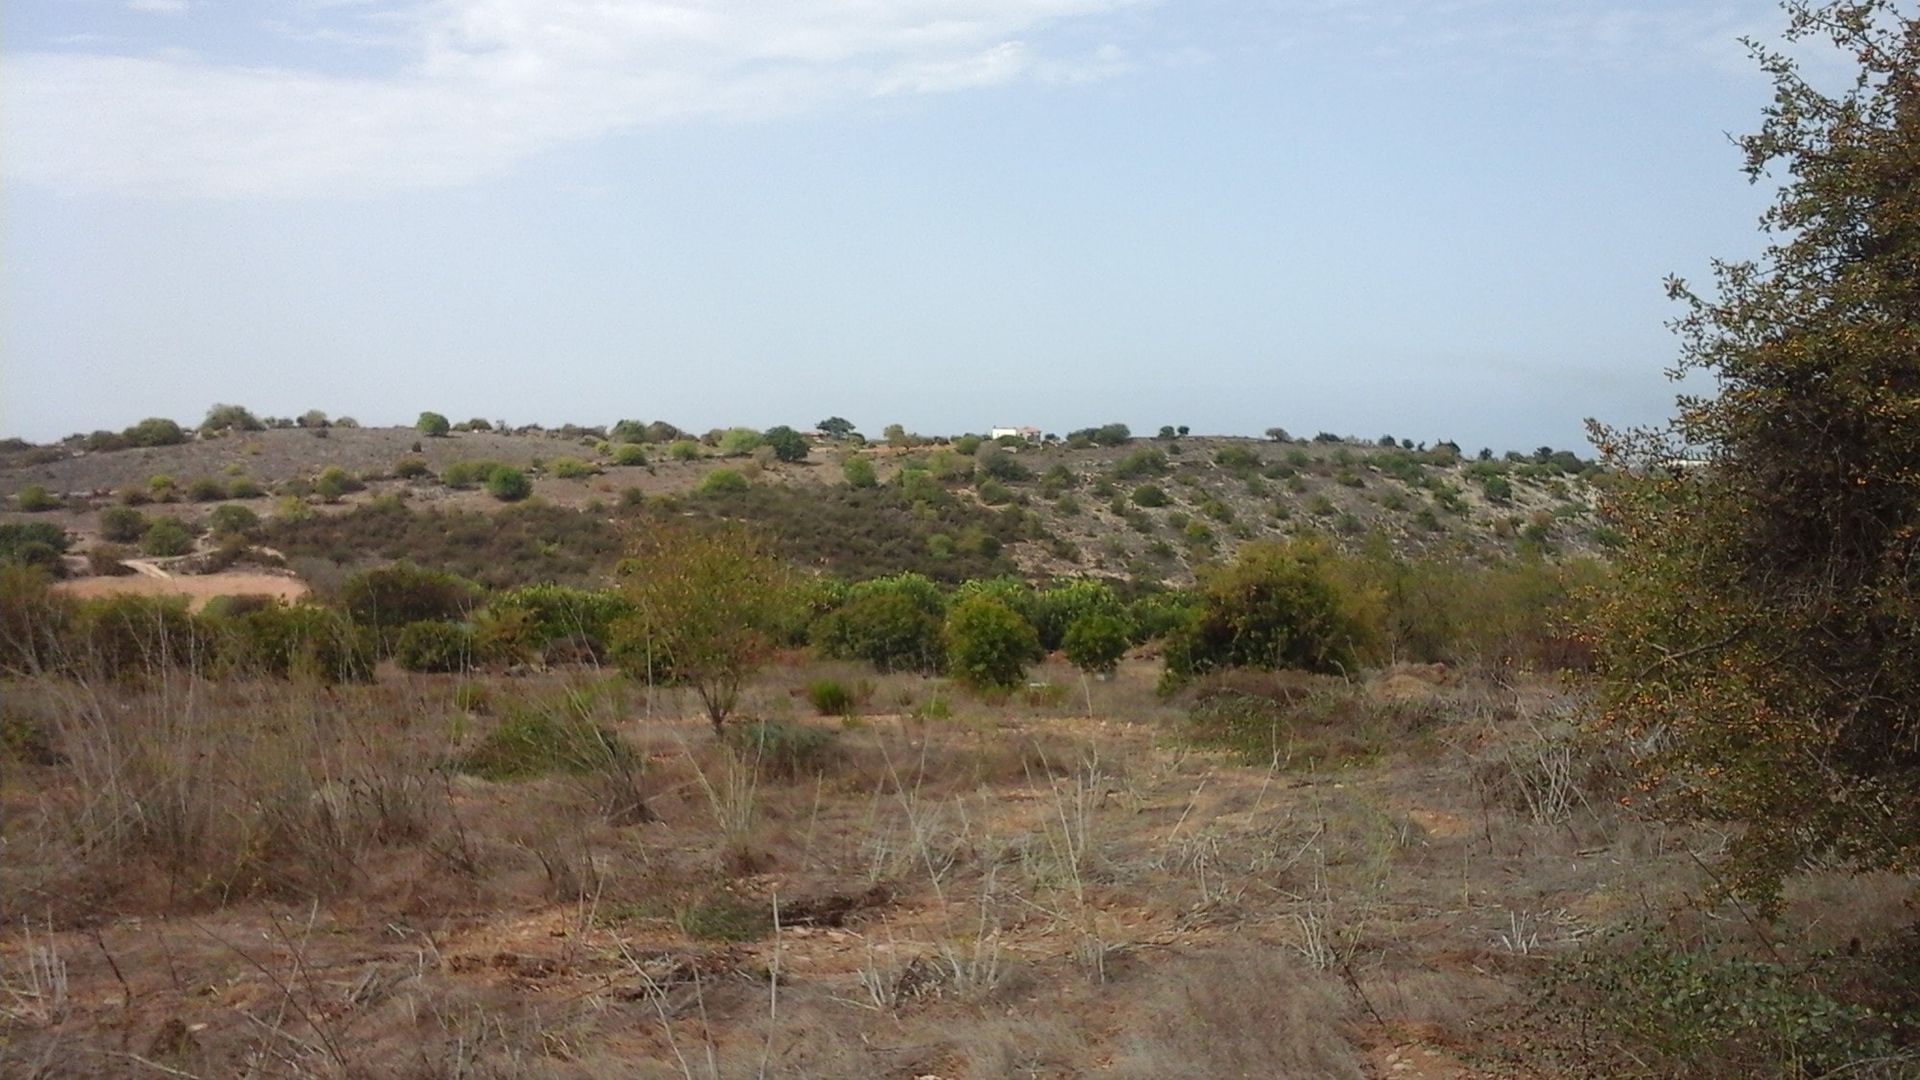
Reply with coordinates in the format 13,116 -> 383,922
0,525 -> 1602,724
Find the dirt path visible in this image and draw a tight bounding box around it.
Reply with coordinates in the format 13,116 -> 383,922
53,569 -> 309,610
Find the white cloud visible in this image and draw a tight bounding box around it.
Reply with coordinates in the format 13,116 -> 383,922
4,0 -> 1145,198
126,0 -> 191,14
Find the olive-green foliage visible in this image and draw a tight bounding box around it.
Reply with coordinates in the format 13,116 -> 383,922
0,565 -> 73,674
207,503 -> 261,539
227,476 -> 264,499
1132,484 -> 1169,508
667,440 -> 702,461
201,403 -> 263,433
697,468 -> 749,495
549,456 -> 596,479
974,443 -> 1032,482
98,506 -> 147,543
485,466 -> 531,502
1063,612 -> 1129,675
726,718 -> 842,778
612,443 -> 649,466
0,522 -> 71,574
70,595 -> 211,678
338,562 -> 481,646
1212,445 -> 1264,473
271,501 -> 617,590
1163,538 -> 1374,682
416,411 -> 451,437
16,485 -> 59,512
394,456 -> 432,479
614,521 -> 798,731
810,573 -> 947,673
1111,448 -> 1170,480
1588,0 -> 1920,911
1030,579 -> 1126,650
221,603 -> 372,683
1350,541 -> 1607,668
716,427 -> 763,456
842,455 -> 877,488
141,519 -> 194,557
393,620 -> 474,673
944,594 -> 1039,692
763,425 -> 809,463
440,459 -> 506,489
457,695 -> 638,781
484,583 -> 633,661
805,678 -> 856,716
1544,935 -> 1906,1077
124,417 -> 187,448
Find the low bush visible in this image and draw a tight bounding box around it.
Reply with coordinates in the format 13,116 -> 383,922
222,603 -> 373,683
394,456 -> 432,479
486,466 -> 532,502
393,620 -> 474,673
549,456 -> 597,479
141,519 -> 195,557
456,696 -> 639,782
16,485 -> 59,512
805,677 -> 856,716
98,506 -> 147,543
70,594 -> 211,678
86,544 -> 134,576
207,503 -> 261,539
186,477 -> 226,502
1132,483 -> 1169,508
612,443 -> 649,466
697,469 -> 749,495
339,562 -> 481,645
842,455 -> 877,488
726,718 -> 842,778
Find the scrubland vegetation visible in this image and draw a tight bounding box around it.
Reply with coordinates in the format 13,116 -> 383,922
4,3 -> 1919,1074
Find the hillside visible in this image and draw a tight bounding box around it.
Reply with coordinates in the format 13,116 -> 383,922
0,423 -> 1605,594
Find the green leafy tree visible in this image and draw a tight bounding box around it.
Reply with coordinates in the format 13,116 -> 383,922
615,521 -> 798,734
817,417 -> 856,439
416,411 -> 451,437
763,425 -> 809,463
1589,0 -> 1920,911
141,518 -> 194,557
944,594 -> 1039,692
1063,612 -> 1129,676
124,417 -> 187,447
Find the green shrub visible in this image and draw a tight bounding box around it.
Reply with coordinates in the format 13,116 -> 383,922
1063,612 -> 1130,675
668,440 -> 702,461
697,468 -> 749,495
314,465 -> 363,502
200,403 -> 263,433
124,417 -> 187,447
394,456 -> 432,480
0,565 -> 73,673
205,503 -> 261,539
486,466 -> 532,501
15,485 -> 59,512
70,594 -> 208,678
417,411 -> 451,437
763,425 -> 809,463
226,477 -> 264,499
1132,483 -> 1169,508
805,678 -> 856,716
726,718 -> 842,778
977,479 -> 1014,505
339,562 -> 480,645
1112,448 -> 1170,479
457,699 -> 637,781
975,444 -> 1032,482
0,521 -> 71,575
181,477 -> 222,502
944,594 -> 1038,692
675,895 -> 772,942
393,620 -> 474,672
716,427 -> 764,456
87,544 -> 134,576
1480,474 -> 1513,503
810,573 -> 948,673
550,456 -> 596,479
1213,445 -> 1264,473
1162,538 -> 1374,683
612,443 -> 649,467
141,519 -> 194,557
221,603 -> 372,682
842,456 -> 877,488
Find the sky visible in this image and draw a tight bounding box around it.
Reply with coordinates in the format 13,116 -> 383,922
1,0 -> 1809,451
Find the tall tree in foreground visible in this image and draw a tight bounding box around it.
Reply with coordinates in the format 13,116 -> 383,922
1589,0 -> 1920,911
615,521 -> 797,735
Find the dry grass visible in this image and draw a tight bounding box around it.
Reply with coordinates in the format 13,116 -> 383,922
0,658 -> 1908,1078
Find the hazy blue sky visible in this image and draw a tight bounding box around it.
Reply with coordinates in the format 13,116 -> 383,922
3,1 -> 1804,450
